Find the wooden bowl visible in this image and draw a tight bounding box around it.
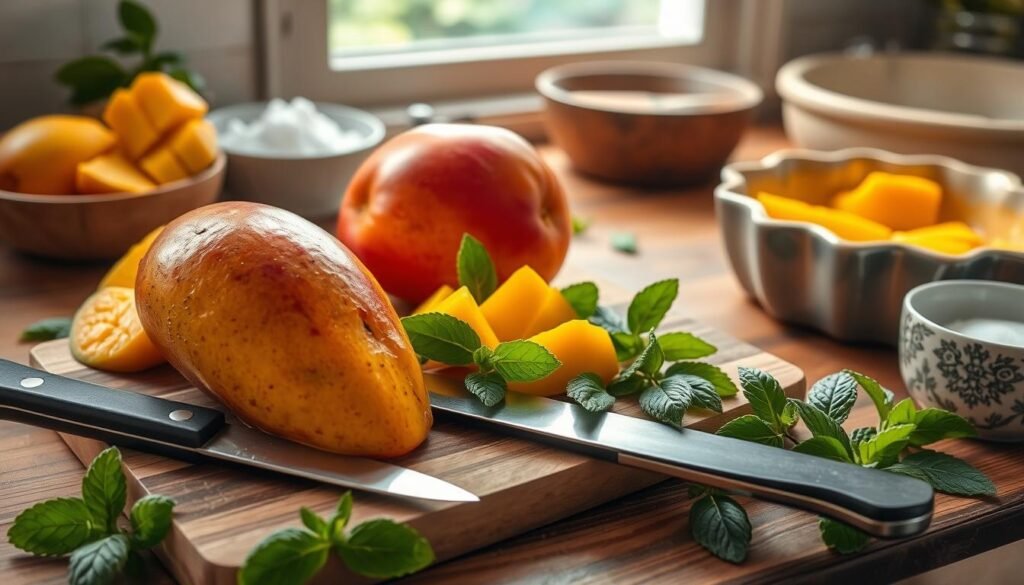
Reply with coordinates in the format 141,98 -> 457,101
536,61 -> 763,187
0,153 -> 225,260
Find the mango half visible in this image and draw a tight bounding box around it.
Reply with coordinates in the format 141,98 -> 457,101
136,202 -> 431,457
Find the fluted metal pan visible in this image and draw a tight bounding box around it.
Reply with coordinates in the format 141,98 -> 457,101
715,148 -> 1024,345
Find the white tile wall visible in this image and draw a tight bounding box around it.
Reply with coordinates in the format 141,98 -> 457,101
0,0 -> 259,129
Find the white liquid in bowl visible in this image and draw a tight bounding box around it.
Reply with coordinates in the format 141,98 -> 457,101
947,318 -> 1024,347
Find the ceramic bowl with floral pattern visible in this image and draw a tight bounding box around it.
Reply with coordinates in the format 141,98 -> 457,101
900,280 -> 1024,441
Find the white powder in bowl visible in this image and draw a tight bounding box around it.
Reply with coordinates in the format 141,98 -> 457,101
220,97 -> 364,157
946,318 -> 1024,347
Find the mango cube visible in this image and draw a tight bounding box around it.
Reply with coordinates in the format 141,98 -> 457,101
139,146 -> 189,184
481,266 -> 552,341
413,285 -> 454,315
832,172 -> 942,230
168,119 -> 218,174
132,72 -> 208,133
430,286 -> 499,348
522,287 -> 577,339
508,320 -> 619,396
102,89 -> 159,160
757,192 -> 892,241
75,153 -> 155,194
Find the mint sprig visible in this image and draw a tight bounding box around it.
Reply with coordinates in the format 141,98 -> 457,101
560,282 -> 599,319
7,447 -> 175,584
401,313 -> 560,406
456,234 -> 498,303
240,492 -> 434,584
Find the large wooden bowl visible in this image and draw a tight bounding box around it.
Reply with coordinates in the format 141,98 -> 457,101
536,61 -> 763,187
0,153 -> 225,260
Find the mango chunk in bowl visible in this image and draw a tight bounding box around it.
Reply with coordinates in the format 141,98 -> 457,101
714,148 -> 1024,344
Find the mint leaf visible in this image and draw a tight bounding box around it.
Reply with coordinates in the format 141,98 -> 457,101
465,371 -> 507,407
567,373 -> 615,413
886,398 -> 917,427
560,282 -> 599,319
807,372 -> 858,424
657,332 -> 717,360
690,494 -> 751,563
910,409 -> 977,446
611,331 -> 641,361
101,36 -> 142,55
7,497 -> 98,556
639,380 -> 691,427
129,495 -> 174,549
607,374 -> 646,397
328,492 -> 353,544
572,215 -> 590,235
666,362 -> 738,397
627,279 -> 678,334
337,519 -> 435,579
68,533 -> 129,585
886,451 -> 995,496
619,332 -> 663,380
846,370 -> 894,420
20,317 -> 72,342
668,374 -> 722,413
82,447 -> 126,534
56,56 -> 128,105
850,426 -> 877,449
589,305 -> 627,334
119,0 -> 157,49
611,232 -> 637,254
491,340 -> 560,382
472,346 -> 493,369
240,528 -> 330,585
401,313 -> 481,365
857,424 -> 914,468
456,234 -> 498,303
300,508 -> 328,539
739,367 -> 788,431
819,518 -> 869,554
791,400 -> 853,457
716,414 -> 782,447
793,436 -> 853,463
780,401 -> 799,428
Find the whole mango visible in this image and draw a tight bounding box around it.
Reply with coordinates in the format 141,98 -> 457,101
136,202 -> 431,457
338,123 -> 572,302
0,115 -> 116,194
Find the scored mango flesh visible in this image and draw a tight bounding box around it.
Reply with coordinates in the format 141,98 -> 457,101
71,286 -> 165,372
481,265 -> 554,341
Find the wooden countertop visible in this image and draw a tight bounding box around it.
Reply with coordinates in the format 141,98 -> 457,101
1,126 -> 1021,584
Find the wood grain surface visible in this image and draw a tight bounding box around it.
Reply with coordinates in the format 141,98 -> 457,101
2,126 -> 1022,584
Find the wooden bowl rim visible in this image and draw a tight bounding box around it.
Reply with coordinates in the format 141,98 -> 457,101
0,152 -> 226,204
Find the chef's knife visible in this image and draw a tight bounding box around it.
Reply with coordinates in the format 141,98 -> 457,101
0,359 -> 477,503
425,373 -> 934,539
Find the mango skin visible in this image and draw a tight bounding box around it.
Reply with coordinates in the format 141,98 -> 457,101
136,202 -> 431,457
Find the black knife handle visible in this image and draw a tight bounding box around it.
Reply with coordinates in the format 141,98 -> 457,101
0,359 -> 223,448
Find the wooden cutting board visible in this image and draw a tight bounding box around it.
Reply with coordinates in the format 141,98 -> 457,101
30,316 -> 804,585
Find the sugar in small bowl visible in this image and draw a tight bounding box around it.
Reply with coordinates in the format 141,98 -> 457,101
900,280 -> 1024,441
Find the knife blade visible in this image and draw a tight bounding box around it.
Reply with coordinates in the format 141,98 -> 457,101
424,373 -> 933,538
0,359 -> 477,503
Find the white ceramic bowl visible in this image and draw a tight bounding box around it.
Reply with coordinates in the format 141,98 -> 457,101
900,280 -> 1024,441
777,52 -> 1024,177
207,102 -> 385,219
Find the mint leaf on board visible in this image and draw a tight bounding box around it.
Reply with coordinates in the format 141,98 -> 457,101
639,379 -> 691,428
857,424 -> 914,468
689,493 -> 751,564
567,373 -> 615,413
667,374 -> 722,413
560,282 -> 599,319
739,367 -> 788,431
300,508 -> 328,539
336,519 -> 435,579
850,426 -> 877,449
792,436 -> 854,463
128,495 -> 175,549
791,400 -> 853,457
885,398 -> 917,428
589,305 -> 628,334
328,492 -> 353,543
456,234 -> 498,303
807,372 -> 858,424
490,340 -> 560,382
618,332 -> 663,380
607,374 -> 647,397
886,451 -> 995,496
239,528 -> 330,585
20,317 -> 72,342
68,533 -> 129,585
658,332 -> 717,361
611,331 -> 642,361
780,400 -> 799,428
665,362 -> 738,397
819,517 -> 869,554
846,370 -> 894,420
81,447 -> 126,534
465,371 -> 507,407
909,409 -> 977,446
611,232 -> 637,254
715,414 -> 782,447
572,215 -> 590,235
401,313 -> 481,366
627,279 -> 679,334
7,497 -> 98,557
